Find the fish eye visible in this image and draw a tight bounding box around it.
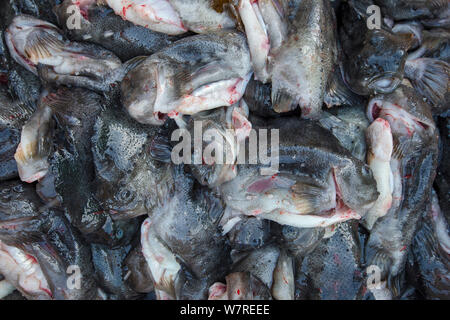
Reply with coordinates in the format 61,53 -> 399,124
117,188 -> 134,202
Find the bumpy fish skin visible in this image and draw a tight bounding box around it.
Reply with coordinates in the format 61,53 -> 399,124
5,15 -> 124,92
91,243 -> 142,299
270,0 -> 338,119
142,166 -> 231,300
121,30 -> 252,125
92,105 -> 174,221
55,0 -> 183,61
407,192 -> 450,300
220,117 -> 378,228
294,222 -> 365,300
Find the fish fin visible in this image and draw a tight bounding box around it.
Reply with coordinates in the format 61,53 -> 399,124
428,0 -> 448,11
189,60 -> 233,90
387,272 -> 405,299
289,182 -> 325,214
325,68 -> 364,107
405,58 -> 449,106
0,101 -> 36,126
391,136 -> 419,160
148,134 -> 172,163
368,249 -> 392,281
24,31 -> 64,62
271,87 -> 297,113
122,56 -> 147,74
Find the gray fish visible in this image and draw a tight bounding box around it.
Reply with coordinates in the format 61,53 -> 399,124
54,0 -> 183,61
270,0 -> 338,119
5,15 -> 125,92
365,84 -> 440,297
220,117 -> 378,229
121,30 -> 252,125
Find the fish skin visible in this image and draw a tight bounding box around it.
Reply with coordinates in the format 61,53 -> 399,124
146,166 -> 231,300
365,84 -> 440,298
294,222 -> 365,300
91,243 -> 143,299
406,191 -> 450,300
374,0 -> 448,21
209,271 -> 272,300
121,30 -> 252,124
123,244 -> 155,294
270,0 -> 338,119
54,0 -> 184,61
92,105 -> 174,221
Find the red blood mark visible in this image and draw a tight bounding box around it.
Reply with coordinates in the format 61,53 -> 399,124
400,245 -> 407,252
415,120 -> 429,130
247,177 -> 274,193
251,209 -> 262,215
302,107 -> 311,116
236,289 -> 240,295
40,286 -> 53,298
283,276 -> 289,285
333,253 -> 341,266
155,255 -> 164,263
122,4 -> 132,17
372,103 -> 382,120
404,174 -> 412,179
92,210 -> 104,215
26,254 -> 38,264
0,73 -> 7,84
168,111 -> 179,118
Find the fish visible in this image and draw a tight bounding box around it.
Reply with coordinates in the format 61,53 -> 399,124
91,243 -> 142,299
0,87 -> 36,181
220,117 -> 378,229
406,191 -> 450,299
92,105 -> 175,220
0,239 -> 52,300
269,0 -> 338,119
363,118 -> 394,230
208,271 -> 272,300
54,0 -> 183,61
121,30 -> 252,125
374,0 -> 448,22
184,101 -> 252,188
6,15 -> 125,92
319,104 -> 370,162
141,166 -> 231,300
294,222 -> 365,300
122,244 -> 155,294
103,0 -> 235,35
237,0 -> 287,83
365,84 -> 440,297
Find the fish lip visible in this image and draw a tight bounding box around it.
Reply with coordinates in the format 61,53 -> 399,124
108,206 -> 147,220
367,73 -> 401,93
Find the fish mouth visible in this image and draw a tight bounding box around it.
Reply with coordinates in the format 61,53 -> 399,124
368,73 -> 402,93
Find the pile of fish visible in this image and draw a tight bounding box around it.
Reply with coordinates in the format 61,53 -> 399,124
0,0 -> 448,300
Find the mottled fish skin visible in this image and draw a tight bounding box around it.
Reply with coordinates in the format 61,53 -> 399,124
339,2 -> 413,96
121,30 -> 252,125
294,222 -> 365,300
54,0 -> 184,61
270,0 -> 338,119
220,117 -> 378,229
374,0 -> 448,21
365,84 -> 440,298
122,243 -> 155,294
319,104 -> 370,162
91,243 -> 143,299
5,14 -> 125,92
407,191 -> 450,300
144,166 -> 231,300
92,105 -> 174,221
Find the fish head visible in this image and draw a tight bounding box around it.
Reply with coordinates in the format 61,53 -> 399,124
367,84 -> 436,139
332,160 -> 379,213
121,60 -> 166,125
187,103 -> 251,188
5,15 -> 63,74
344,30 -> 412,95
